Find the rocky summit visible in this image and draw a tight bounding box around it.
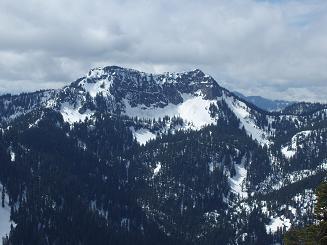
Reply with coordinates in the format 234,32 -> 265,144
0,66 -> 326,244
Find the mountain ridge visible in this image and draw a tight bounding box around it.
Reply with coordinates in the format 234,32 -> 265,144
0,65 -> 326,244
232,91 -> 295,112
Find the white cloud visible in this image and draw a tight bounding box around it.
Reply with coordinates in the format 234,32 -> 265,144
0,0 -> 326,102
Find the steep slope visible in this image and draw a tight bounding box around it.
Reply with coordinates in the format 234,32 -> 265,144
0,66 -> 326,244
0,66 -> 271,144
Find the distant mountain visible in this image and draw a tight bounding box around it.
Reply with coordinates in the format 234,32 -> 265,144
0,66 -> 326,244
233,91 -> 294,112
281,101 -> 327,116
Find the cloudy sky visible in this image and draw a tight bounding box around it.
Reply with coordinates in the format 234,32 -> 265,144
0,0 -> 327,102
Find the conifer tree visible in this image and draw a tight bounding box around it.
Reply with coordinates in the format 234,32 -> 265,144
284,181 -> 327,244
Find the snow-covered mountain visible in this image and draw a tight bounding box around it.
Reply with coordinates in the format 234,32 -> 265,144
0,66 -> 326,244
0,66 -> 274,145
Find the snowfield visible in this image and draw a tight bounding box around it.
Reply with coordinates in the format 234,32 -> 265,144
223,93 -> 271,146
60,102 -> 94,124
0,184 -> 12,240
228,159 -> 248,199
124,94 -> 217,131
130,127 -> 157,145
281,130 -> 312,159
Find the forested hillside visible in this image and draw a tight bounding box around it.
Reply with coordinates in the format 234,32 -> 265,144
0,66 -> 326,244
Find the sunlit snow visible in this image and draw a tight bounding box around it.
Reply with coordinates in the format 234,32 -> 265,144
9,149 -> 15,162
60,102 -> 93,124
228,161 -> 248,199
281,130 -> 311,159
224,93 -> 270,146
80,72 -> 112,98
281,146 -> 296,159
130,127 -> 156,145
266,216 -> 291,233
208,161 -> 214,173
258,161 -> 327,192
153,162 -> 162,176
124,94 -> 216,130
0,184 -> 12,240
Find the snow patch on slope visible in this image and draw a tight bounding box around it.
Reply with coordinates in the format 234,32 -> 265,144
80,76 -> 112,98
60,102 -> 93,124
281,130 -> 311,159
130,127 -> 156,145
10,151 -> 15,162
266,216 -> 291,233
178,95 -> 216,129
8,147 -> 15,162
228,160 -> 248,199
124,94 -> 216,130
224,93 -> 270,146
0,184 -> 12,240
292,189 -> 316,216
153,162 -> 162,176
87,67 -> 106,79
258,160 -> 326,193
281,146 -> 296,159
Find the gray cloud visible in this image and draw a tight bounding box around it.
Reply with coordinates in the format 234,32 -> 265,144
0,0 -> 327,102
